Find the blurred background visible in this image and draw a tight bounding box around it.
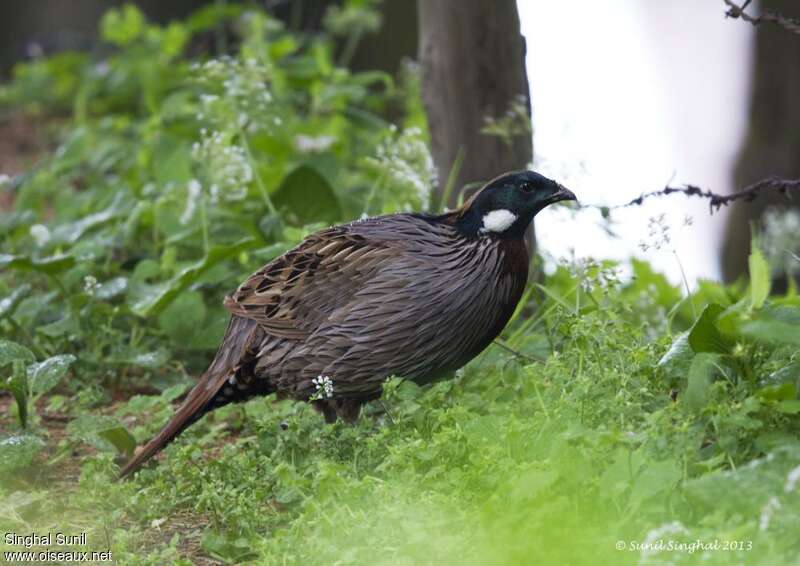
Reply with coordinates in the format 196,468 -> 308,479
2,4 -> 800,563
1,0 -> 798,286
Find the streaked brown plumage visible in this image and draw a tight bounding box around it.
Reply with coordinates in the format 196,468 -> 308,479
120,170 -> 575,477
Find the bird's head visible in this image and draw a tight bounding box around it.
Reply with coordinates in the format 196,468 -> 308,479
454,170 -> 577,239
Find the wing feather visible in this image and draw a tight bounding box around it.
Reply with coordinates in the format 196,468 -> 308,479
223,227 -> 392,340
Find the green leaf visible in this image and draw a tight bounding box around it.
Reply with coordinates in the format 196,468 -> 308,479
95,276 -> 128,300
0,340 -> 35,367
778,400 -> 800,414
768,363 -> 800,386
273,165 -> 342,226
50,204 -> 124,244
0,284 -> 31,319
126,349 -> 170,369
748,245 -> 771,309
629,458 -> 681,510
658,331 -> 693,378
67,415 -> 136,456
739,306 -> 800,346
185,3 -> 243,33
201,530 -> 258,564
97,427 -> 137,457
158,291 -> 207,342
684,353 -> 718,412
258,212 -> 285,241
5,360 -> 29,428
128,238 -> 258,317
0,253 -> 75,274
101,4 -> 146,46
756,382 -> 796,401
27,354 -> 76,397
688,304 -> 731,354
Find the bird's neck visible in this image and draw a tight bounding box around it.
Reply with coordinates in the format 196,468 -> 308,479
450,207 -> 531,240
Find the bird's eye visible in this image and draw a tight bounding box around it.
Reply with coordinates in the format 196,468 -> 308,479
520,182 -> 535,193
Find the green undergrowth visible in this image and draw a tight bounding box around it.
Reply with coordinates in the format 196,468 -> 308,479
3,253 -> 800,565
2,3 -> 800,565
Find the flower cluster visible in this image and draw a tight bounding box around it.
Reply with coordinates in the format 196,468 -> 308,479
559,255 -> 621,294
639,213 -> 672,252
310,375 -> 334,401
83,275 -> 101,296
191,56 -> 277,132
189,129 -> 253,207
29,224 -> 51,247
372,126 -> 436,212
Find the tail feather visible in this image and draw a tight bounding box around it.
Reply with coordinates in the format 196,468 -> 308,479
119,316 -> 258,479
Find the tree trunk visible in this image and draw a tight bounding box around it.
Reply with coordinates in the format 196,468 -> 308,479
418,0 -> 532,209
722,0 -> 800,288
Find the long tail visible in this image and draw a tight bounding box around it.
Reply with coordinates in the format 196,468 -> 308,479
119,316 -> 257,478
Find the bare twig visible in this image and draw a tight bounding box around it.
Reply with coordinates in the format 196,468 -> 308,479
582,176 -> 800,215
723,0 -> 800,35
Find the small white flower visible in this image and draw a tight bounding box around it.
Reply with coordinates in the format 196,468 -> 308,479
371,128 -> 436,211
311,375 -> 334,400
181,179 -> 203,225
785,464 -> 800,493
83,275 -> 100,296
759,496 -> 781,531
191,131 -> 250,202
294,134 -> 336,153
29,224 -> 51,247
0,173 -> 11,186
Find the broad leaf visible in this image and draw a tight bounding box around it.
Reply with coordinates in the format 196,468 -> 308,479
50,203 -> 124,244
739,306 -> 800,346
6,360 -> 29,428
273,165 -> 342,226
688,304 -> 731,354
27,354 -> 76,397
96,276 -> 128,300
128,237 -> 258,317
658,331 -> 693,378
67,415 -> 136,456
778,400 -> 800,414
0,253 -> 75,274
0,340 -> 35,367
158,290 -> 207,342
0,284 -> 31,319
748,245 -> 771,309
684,353 -> 719,412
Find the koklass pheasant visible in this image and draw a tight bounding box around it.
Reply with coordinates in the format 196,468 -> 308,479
120,170 -> 576,477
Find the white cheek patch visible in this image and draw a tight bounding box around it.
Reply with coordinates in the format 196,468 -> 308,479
480,209 -> 518,233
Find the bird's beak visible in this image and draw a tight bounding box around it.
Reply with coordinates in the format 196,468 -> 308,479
548,184 -> 577,204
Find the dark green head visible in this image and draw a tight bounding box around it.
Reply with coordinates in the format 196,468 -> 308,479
454,170 -> 577,239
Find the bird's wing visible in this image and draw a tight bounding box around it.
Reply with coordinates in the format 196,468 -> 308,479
223,226 -> 392,339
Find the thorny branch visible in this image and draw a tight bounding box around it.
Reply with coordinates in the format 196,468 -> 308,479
587,3 -> 799,214
583,177 -> 800,215
723,0 -> 800,36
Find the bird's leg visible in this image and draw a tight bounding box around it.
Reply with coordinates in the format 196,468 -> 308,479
335,399 -> 363,423
312,400 -> 338,423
